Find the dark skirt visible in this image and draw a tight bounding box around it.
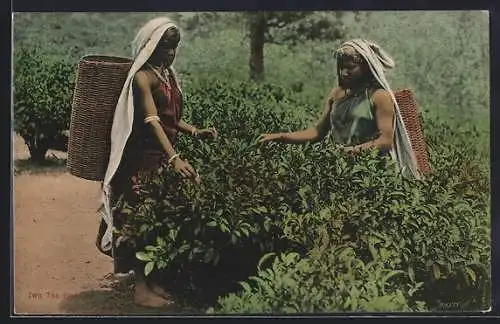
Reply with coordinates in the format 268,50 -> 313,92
96,149 -> 167,274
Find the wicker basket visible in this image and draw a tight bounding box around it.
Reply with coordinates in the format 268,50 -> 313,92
67,55 -> 133,181
394,88 -> 432,176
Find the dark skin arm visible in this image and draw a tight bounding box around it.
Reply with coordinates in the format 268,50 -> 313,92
178,120 -> 218,139
344,89 -> 395,153
133,70 -> 199,182
260,86 -> 394,153
259,86 -> 343,144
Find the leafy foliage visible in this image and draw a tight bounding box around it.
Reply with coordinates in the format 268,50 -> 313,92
112,79 -> 490,312
264,11 -> 346,45
214,252 -> 424,313
13,11 -> 490,313
13,45 -> 76,161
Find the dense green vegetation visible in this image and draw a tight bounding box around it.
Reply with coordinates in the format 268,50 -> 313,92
13,11 -> 490,313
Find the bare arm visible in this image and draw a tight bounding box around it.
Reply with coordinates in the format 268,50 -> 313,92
133,71 -> 177,157
346,89 -> 395,153
133,71 -> 198,180
178,120 -> 218,139
178,120 -> 198,135
260,87 -> 341,144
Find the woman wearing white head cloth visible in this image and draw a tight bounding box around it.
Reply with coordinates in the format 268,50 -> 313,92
260,39 -> 421,179
96,17 -> 218,307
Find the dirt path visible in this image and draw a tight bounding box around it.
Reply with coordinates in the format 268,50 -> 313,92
12,135 -> 180,315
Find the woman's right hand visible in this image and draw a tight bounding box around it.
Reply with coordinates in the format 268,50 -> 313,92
258,133 -> 283,143
172,158 -> 201,184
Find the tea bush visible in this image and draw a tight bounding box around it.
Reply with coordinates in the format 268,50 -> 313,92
13,11 -> 489,312
212,124 -> 489,313
114,80 -> 311,302
214,251 -> 424,313
13,45 -> 75,162
114,79 -> 490,312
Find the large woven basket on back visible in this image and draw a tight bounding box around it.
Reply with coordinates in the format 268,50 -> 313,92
67,55 -> 133,181
393,88 -> 432,176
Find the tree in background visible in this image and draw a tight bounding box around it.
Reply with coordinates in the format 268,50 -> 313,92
247,11 -> 345,82
169,11 -> 346,82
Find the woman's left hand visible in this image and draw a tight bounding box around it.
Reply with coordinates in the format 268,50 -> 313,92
196,127 -> 218,140
343,146 -> 360,155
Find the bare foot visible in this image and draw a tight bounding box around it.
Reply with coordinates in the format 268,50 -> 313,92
99,271 -> 135,290
134,281 -> 172,308
149,283 -> 175,301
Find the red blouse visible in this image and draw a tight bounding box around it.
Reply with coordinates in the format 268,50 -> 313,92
113,72 -> 183,187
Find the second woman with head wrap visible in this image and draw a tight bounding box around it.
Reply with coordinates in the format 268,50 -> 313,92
259,38 -> 421,179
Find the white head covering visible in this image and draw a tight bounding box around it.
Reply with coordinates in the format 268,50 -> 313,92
98,17 -> 181,253
335,39 -> 421,180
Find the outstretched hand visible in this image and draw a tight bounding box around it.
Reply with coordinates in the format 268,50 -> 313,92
343,146 -> 361,156
172,158 -> 201,185
197,127 -> 218,140
258,133 -> 282,143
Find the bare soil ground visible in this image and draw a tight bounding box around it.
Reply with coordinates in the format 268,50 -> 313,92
12,135 -> 185,315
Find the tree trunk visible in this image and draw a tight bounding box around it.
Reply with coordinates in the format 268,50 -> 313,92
249,12 -> 267,82
25,135 -> 49,164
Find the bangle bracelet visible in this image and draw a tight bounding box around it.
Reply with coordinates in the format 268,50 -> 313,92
144,115 -> 160,124
168,153 -> 180,165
